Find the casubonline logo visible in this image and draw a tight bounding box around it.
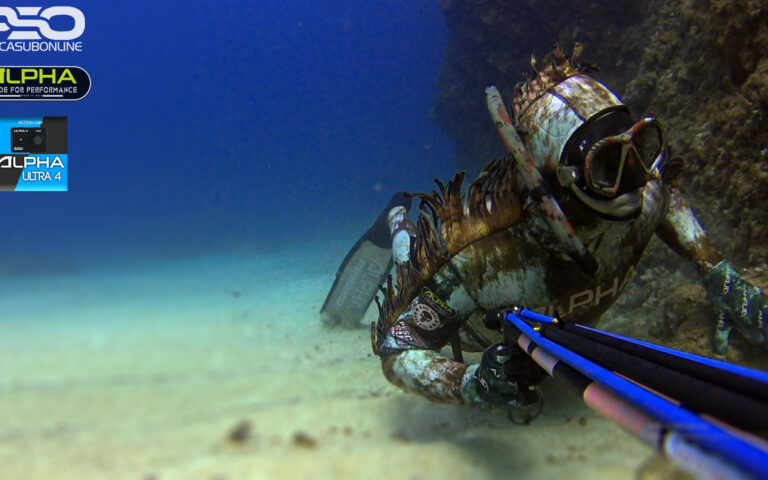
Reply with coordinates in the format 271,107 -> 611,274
0,6 -> 84,52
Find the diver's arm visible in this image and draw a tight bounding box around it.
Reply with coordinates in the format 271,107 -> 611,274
379,332 -> 540,409
655,185 -> 767,354
380,349 -> 481,405
374,203 -> 483,404
375,191 -> 531,407
374,286 -> 483,405
653,186 -> 721,275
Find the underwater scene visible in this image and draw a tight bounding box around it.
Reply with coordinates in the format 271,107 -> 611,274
1,1 -> 768,478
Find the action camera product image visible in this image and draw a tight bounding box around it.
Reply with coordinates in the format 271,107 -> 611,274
11,127 -> 47,153
0,117 -> 67,192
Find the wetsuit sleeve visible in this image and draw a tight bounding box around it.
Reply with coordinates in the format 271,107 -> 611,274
381,350 -> 481,405
374,193 -> 486,405
374,278 -> 484,406
655,185 -> 767,354
654,185 -> 721,275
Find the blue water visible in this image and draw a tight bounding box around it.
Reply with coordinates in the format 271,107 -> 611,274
7,5 -> 766,479
2,0 -> 453,268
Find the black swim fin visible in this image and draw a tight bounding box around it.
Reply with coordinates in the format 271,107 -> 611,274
321,192 -> 412,328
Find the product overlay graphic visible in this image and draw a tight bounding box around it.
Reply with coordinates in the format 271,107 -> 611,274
1,117 -> 67,191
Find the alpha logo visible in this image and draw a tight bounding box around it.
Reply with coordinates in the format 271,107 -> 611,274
0,67 -> 76,84
534,264 -> 637,317
0,155 -> 65,169
421,287 -> 456,318
0,7 -> 84,40
0,67 -> 90,100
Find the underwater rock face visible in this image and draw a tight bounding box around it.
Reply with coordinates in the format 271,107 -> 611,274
433,0 -> 645,176
621,0 -> 768,267
433,0 -> 768,361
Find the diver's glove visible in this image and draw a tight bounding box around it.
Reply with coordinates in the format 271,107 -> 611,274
462,343 -> 545,414
702,260 -> 768,355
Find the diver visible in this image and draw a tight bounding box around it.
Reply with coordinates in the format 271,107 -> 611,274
320,47 -> 768,411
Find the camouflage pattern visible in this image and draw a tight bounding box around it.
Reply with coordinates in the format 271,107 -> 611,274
703,260 -> 768,353
518,75 -> 624,172
371,48 -> 768,407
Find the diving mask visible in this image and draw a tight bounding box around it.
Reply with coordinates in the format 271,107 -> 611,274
583,117 -> 666,197
558,116 -> 666,196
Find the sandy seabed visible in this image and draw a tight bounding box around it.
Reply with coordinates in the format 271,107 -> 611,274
0,244 -> 659,480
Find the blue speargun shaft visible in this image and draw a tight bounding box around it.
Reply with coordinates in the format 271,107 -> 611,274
489,307 -> 768,480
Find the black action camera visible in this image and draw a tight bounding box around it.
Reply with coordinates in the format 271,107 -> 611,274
11,127 -> 47,153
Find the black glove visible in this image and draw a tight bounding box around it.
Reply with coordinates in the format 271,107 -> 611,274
474,343 -> 544,410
